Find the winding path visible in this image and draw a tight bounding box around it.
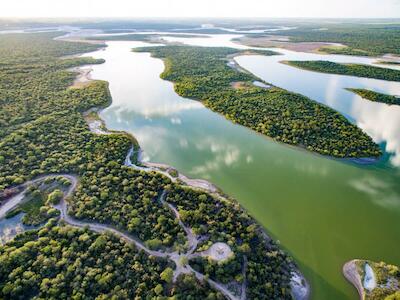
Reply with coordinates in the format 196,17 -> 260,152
0,174 -> 241,300
0,31 -> 312,300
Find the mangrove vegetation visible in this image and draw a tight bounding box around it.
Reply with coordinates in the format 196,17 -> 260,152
135,46 -> 381,158
347,89 -> 400,106
285,60 -> 400,82
0,32 -> 300,299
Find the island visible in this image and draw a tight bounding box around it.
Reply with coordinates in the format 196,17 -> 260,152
0,32 -> 309,299
134,45 -> 381,158
268,24 -> 400,56
343,259 -> 400,300
347,89 -> 400,106
234,23 -> 400,57
283,60 -> 400,82
378,61 -> 400,66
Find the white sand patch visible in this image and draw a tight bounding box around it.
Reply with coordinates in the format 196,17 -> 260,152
201,242 -> 234,262
364,263 -> 377,291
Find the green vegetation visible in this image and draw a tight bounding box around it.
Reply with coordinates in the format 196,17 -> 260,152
18,186 -> 58,226
5,177 -> 72,226
286,60 -> 400,82
271,24 -> 400,56
167,168 -> 179,178
347,89 -> 400,106
135,45 -> 380,158
0,220 -> 221,299
355,260 -> 400,300
46,189 -> 64,205
0,32 -> 301,298
0,32 -> 105,139
378,61 -> 400,66
386,292 -> 400,300
190,256 -> 242,284
87,33 -> 205,42
318,45 -> 372,56
71,165 -> 186,249
166,184 -> 294,299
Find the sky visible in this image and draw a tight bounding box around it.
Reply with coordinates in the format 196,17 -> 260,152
1,0 -> 400,18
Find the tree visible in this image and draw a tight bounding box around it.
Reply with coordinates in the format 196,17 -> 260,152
154,284 -> 163,295
160,267 -> 174,283
47,189 -> 64,205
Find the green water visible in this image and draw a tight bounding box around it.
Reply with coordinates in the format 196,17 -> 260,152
83,38 -> 400,299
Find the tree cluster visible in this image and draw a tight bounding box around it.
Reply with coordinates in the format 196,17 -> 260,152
287,60 -> 400,82
135,46 -> 381,158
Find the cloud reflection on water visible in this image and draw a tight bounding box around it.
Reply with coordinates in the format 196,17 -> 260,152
235,53 -> 400,168
349,93 -> 400,166
350,176 -> 400,210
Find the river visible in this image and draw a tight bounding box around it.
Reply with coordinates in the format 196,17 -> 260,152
78,34 -> 400,299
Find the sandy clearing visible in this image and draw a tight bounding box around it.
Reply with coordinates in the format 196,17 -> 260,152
343,260 -> 365,300
69,67 -> 93,89
200,242 -> 234,261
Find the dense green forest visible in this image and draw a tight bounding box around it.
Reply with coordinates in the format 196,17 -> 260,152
270,24 -> 400,56
318,46 -> 372,56
71,165 -> 186,250
5,177 -> 70,226
0,32 -> 298,298
0,221 -> 222,299
135,46 -> 380,158
0,33 -> 105,138
347,89 -> 400,106
166,185 -> 294,299
285,60 -> 400,82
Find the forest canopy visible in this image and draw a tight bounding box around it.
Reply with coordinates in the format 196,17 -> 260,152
269,24 -> 400,56
347,89 -> 400,106
285,60 -> 400,82
135,45 -> 381,158
0,32 -> 299,299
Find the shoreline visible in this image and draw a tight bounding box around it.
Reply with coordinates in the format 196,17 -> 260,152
281,60 -> 400,83
74,41 -> 310,299
343,260 -> 364,300
161,50 -> 382,165
82,106 -> 219,194
69,66 -> 93,89
233,35 -> 343,54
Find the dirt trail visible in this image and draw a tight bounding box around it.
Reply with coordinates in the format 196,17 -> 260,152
0,174 -> 241,300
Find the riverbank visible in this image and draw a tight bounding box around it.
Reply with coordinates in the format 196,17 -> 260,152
136,45 -> 381,159
346,88 -> 400,106
69,66 -> 93,89
233,35 -> 341,54
282,60 -> 400,82
75,45 -> 310,299
343,260 -> 365,300
70,31 -> 400,300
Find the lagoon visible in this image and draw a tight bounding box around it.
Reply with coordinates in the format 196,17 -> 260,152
81,36 -> 400,299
